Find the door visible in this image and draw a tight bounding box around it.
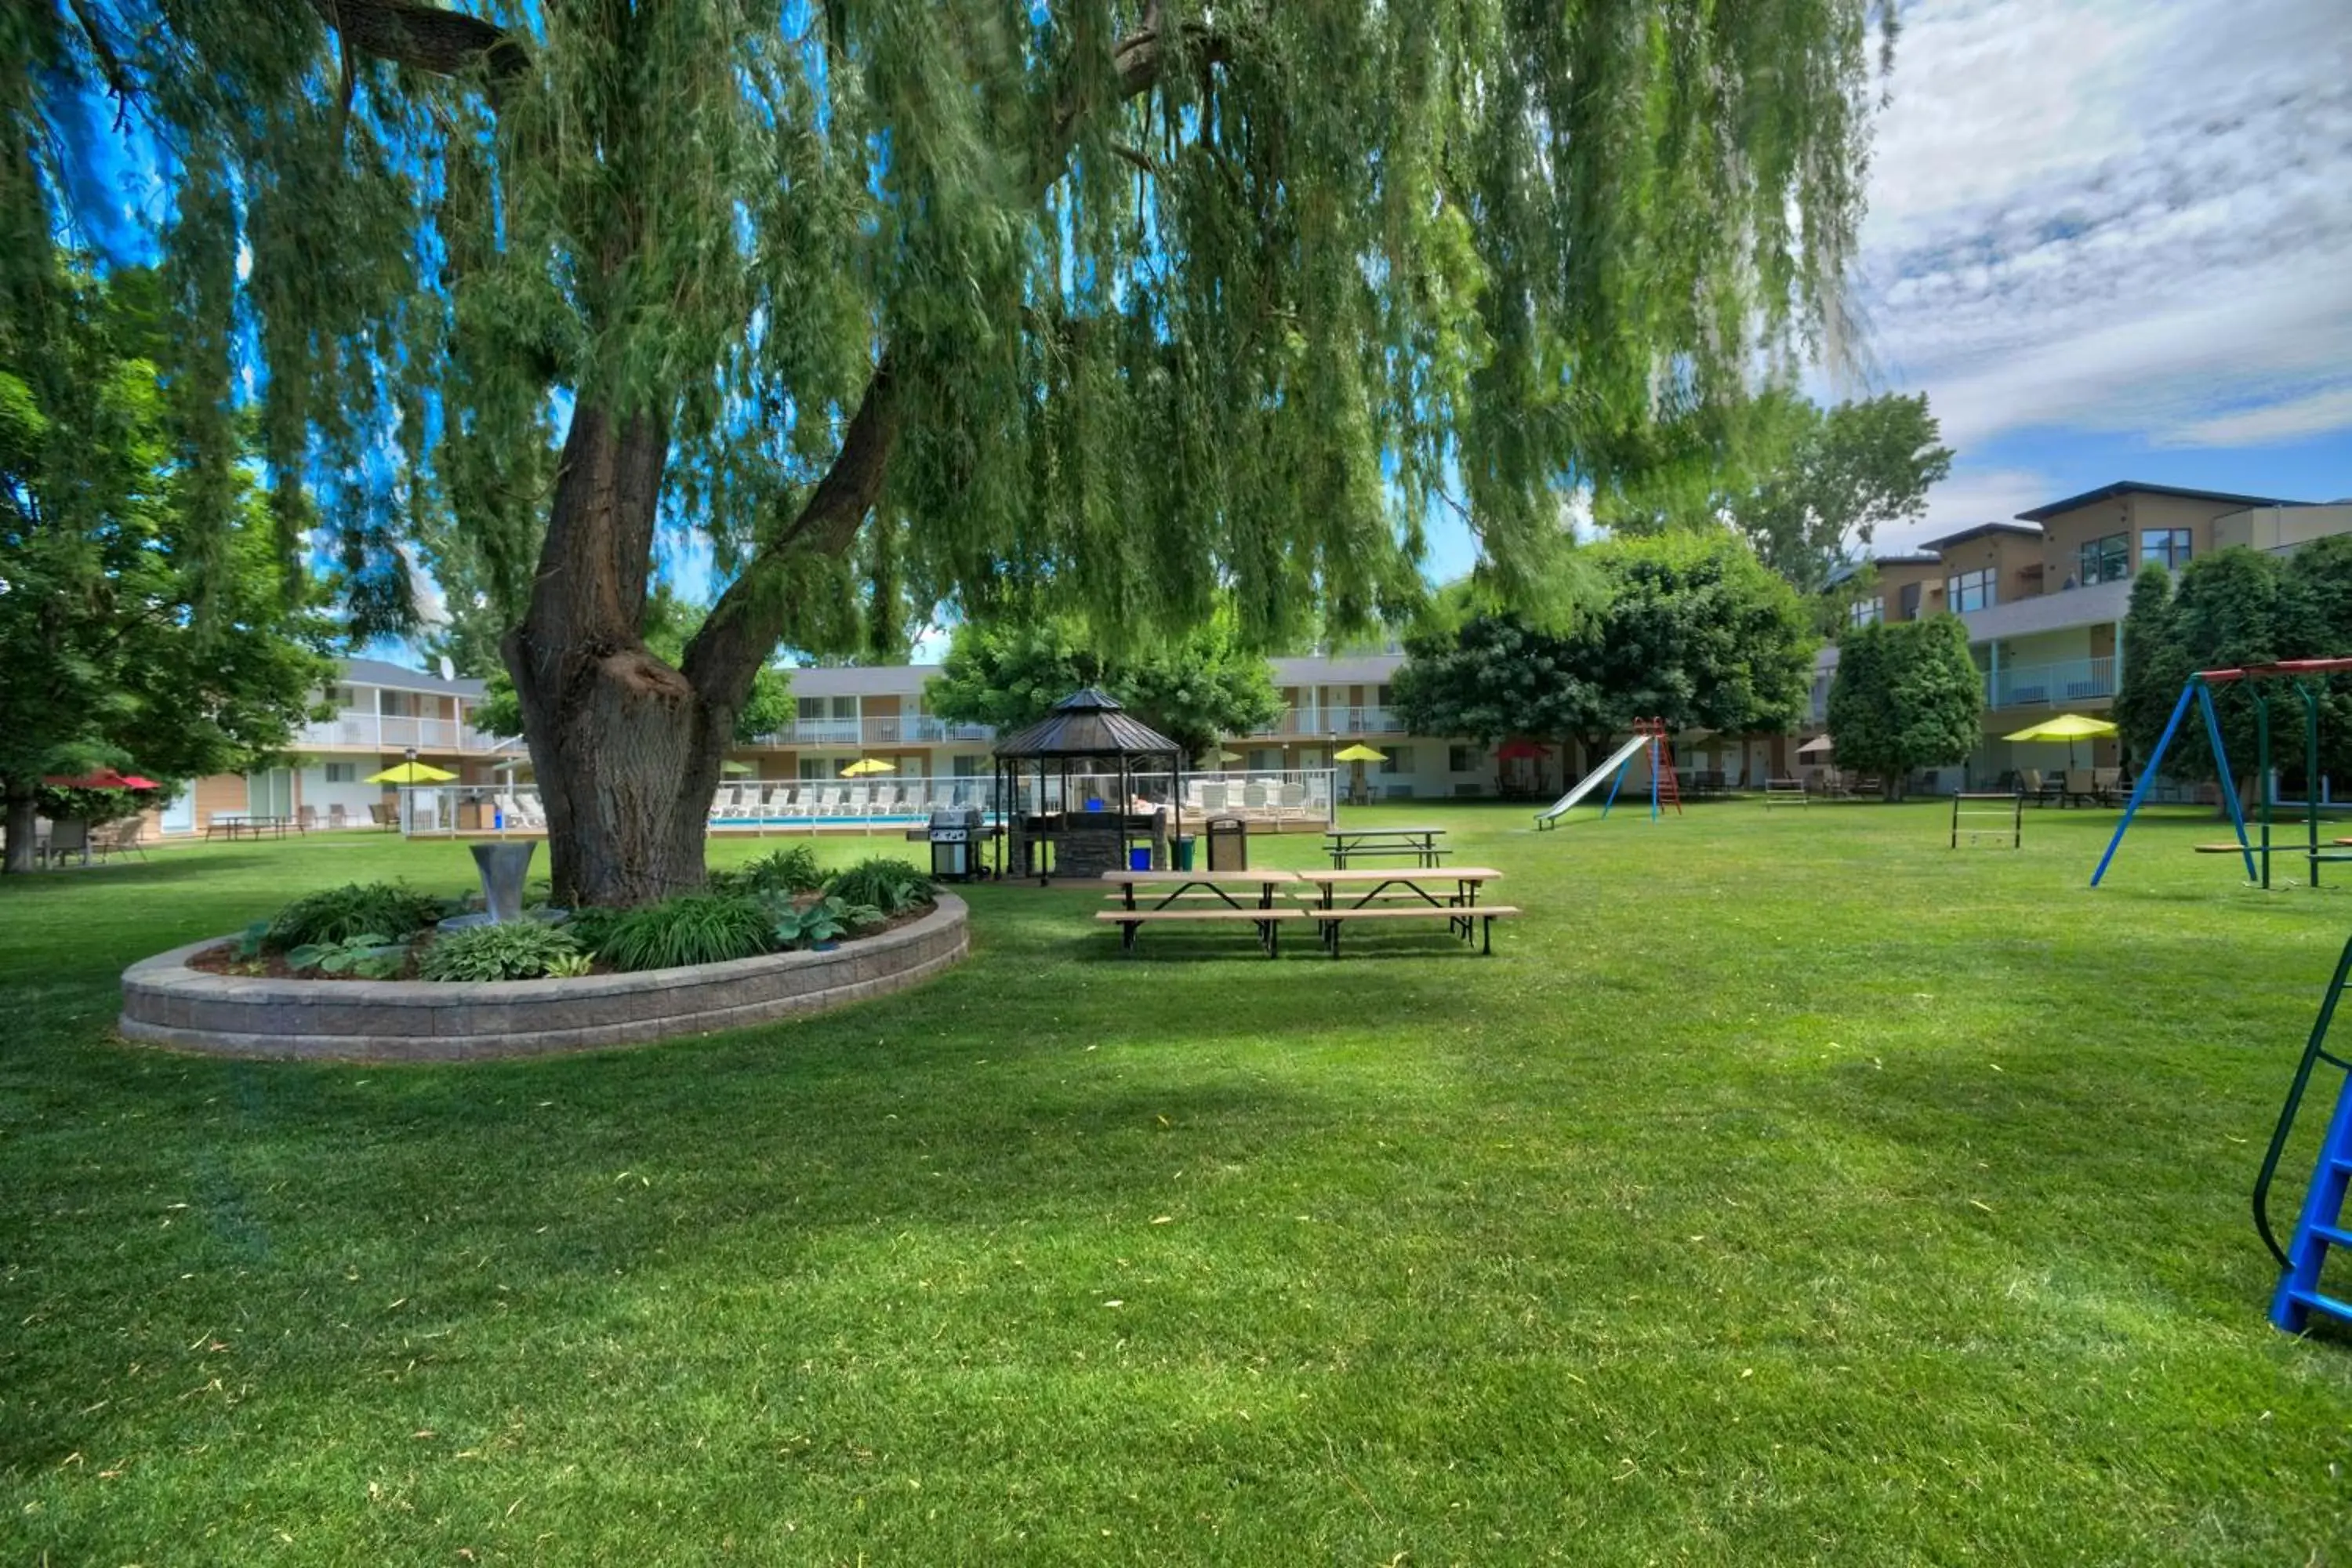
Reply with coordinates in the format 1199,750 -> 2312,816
160,786 -> 195,836
245,768 -> 293,819
1746,740 -> 1769,788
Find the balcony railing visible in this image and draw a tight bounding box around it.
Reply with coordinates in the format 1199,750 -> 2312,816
1984,656 -> 2115,709
299,711 -> 524,754
752,715 -> 998,748
1248,704 -> 1401,737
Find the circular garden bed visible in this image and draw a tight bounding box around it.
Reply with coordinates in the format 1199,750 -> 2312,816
118,892 -> 968,1062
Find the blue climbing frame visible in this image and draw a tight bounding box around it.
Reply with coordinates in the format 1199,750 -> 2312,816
2091,658 -> 2352,888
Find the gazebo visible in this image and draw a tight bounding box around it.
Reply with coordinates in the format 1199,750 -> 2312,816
992,688 -> 1185,884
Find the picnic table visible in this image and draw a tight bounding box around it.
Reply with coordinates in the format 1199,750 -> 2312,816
206,814 -> 298,841
1098,869 -> 1304,955
1323,825 -> 1448,869
1296,867 -> 1515,955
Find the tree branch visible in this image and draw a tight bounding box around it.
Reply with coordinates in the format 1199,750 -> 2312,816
683,13 -> 1236,706
65,0 -> 137,129
302,0 -> 528,85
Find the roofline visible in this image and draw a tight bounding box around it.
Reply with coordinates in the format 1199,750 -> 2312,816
2015,481 -> 2314,521
1919,521 -> 2044,550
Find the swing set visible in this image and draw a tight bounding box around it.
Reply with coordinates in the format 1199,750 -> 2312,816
2090,657 -> 2352,888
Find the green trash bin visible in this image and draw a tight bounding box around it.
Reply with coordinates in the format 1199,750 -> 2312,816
1172,836 -> 1196,871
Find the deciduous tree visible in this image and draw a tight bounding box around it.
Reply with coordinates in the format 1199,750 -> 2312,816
1392,532 -> 1817,759
926,617 -> 1281,758
1824,616 -> 1981,798
0,264 -> 332,872
15,0 -> 1886,903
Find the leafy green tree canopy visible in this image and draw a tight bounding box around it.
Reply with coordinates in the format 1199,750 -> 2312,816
1598,390 -> 1953,593
2116,541 -> 2352,791
1392,531 -> 1817,749
0,263 -> 333,872
12,0 -> 1886,903
1824,615 -> 1981,797
926,615 -> 1282,759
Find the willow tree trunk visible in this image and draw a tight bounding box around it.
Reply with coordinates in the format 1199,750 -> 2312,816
503,405 -> 742,908
3,786 -> 38,875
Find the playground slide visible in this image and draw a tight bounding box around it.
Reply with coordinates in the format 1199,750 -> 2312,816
1534,732 -> 1652,828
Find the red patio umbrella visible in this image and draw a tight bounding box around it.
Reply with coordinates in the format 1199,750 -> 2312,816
1493,739 -> 1550,760
42,768 -> 161,789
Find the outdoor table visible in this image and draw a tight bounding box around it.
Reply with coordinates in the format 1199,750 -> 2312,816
1297,866 -> 1503,910
207,815 -> 296,841
1323,825 -> 1448,869
1102,868 -> 1300,911
1097,869 -> 1303,956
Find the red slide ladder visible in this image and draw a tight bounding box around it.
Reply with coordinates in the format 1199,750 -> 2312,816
1635,717 -> 1683,816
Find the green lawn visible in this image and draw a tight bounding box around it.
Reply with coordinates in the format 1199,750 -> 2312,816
5,803 -> 2352,1563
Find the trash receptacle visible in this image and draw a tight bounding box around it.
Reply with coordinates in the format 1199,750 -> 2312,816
1207,815 -> 1247,871
1129,845 -> 1152,872
1172,836 -> 1196,871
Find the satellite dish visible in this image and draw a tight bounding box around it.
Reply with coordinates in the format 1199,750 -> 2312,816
438,655 -> 457,682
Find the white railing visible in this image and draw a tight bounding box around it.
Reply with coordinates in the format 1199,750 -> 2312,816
1248,706 -> 1401,737
401,768 -> 1342,837
755,715 -> 998,747
1985,656 -> 2115,709
299,710 -> 521,754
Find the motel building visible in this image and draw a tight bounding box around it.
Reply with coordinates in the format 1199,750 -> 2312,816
1809,481 -> 2352,791
164,658 -> 524,836
156,477 -> 2352,838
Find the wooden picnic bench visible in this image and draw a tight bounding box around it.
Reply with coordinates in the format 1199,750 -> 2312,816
1297,867 -> 1515,956
1322,826 -> 1449,869
1097,869 -> 1302,956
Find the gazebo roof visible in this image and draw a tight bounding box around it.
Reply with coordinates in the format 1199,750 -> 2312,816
993,687 -> 1181,759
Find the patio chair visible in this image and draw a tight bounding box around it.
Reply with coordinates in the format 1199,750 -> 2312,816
2063,768 -> 2098,807
45,818 -> 89,867
513,793 -> 547,829
1199,782 -> 1228,813
368,800 -> 396,830
1243,779 -> 1269,814
298,804 -> 318,833
328,803 -> 350,830
1277,781 -> 1307,818
2091,766 -> 2122,805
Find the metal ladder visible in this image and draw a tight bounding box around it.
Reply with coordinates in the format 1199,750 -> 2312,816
2256,930 -> 2352,1333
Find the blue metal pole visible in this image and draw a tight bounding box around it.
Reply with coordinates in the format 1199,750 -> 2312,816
1600,747 -> 1633,819
2198,682 -> 2258,883
2092,677 -> 2198,887
1650,735 -> 1661,821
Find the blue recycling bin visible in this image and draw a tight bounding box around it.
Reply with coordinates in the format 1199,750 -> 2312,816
1129,846 -> 1152,872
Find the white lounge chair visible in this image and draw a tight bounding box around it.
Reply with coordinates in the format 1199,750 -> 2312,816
1277,781 -> 1306,818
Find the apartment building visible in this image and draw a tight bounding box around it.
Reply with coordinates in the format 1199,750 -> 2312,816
164,657 -> 522,834
1811,481 -> 2351,786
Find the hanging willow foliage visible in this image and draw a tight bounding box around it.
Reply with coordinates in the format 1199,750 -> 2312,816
18,0 -> 1879,640
10,0 -> 1885,903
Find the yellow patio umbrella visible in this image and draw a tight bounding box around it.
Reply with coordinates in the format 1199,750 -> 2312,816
720,759 -> 755,775
1199,746 -> 1241,768
1334,743 -> 1386,807
840,757 -> 896,778
2003,712 -> 2118,770
366,760 -> 458,784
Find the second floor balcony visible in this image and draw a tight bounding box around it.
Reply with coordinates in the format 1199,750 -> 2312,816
753,714 -> 999,748
1248,704 -> 1401,737
1985,656 -> 2115,710
299,710 -> 523,754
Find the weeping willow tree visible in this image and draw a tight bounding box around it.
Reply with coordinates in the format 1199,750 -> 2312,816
10,0 -> 1882,905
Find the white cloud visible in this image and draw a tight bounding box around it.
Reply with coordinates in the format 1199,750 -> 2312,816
2166,386 -> 2352,449
1883,466 -> 2053,550
1853,0 -> 2352,452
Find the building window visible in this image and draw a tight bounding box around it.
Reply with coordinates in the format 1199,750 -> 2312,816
1898,582 -> 1922,620
1247,748 -> 1283,772
1947,568 -> 1997,613
1381,746 -> 1415,775
322,762 -> 356,784
326,684 -> 355,708
796,696 -> 826,720
1448,744 -> 1484,773
798,758 -> 833,781
2141,528 -> 2192,571
1849,597 -> 1883,628
2078,532 -> 2130,586
950,754 -> 986,778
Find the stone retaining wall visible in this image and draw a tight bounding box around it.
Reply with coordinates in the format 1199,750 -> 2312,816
118,895 -> 969,1062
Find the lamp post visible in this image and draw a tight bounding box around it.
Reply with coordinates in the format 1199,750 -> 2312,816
403,746 -> 418,834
